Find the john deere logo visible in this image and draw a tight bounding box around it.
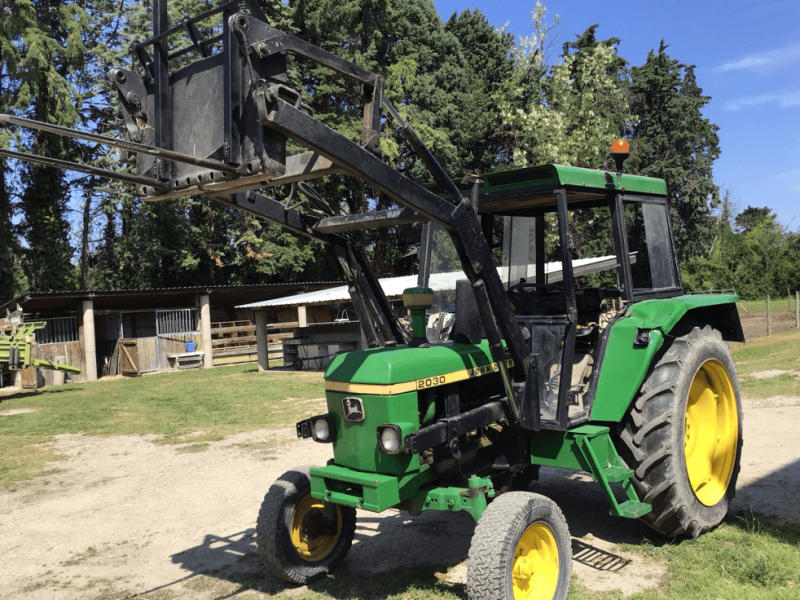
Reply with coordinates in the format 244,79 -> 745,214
342,397 -> 365,422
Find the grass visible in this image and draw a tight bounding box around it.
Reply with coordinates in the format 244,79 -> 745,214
731,328 -> 800,398
0,363 -> 325,485
569,513 -> 800,600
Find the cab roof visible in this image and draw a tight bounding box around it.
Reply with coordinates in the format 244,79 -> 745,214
431,164 -> 667,214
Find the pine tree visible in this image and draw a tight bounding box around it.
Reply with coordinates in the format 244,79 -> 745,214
628,41 -> 721,261
3,0 -> 91,293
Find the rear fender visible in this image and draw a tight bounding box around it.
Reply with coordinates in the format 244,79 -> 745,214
589,294 -> 741,423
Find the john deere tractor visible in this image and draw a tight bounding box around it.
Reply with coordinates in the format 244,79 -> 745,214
0,3 -> 743,598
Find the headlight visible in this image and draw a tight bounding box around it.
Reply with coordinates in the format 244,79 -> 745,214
296,414 -> 334,443
377,424 -> 403,454
381,428 -> 400,453
313,418 -> 330,441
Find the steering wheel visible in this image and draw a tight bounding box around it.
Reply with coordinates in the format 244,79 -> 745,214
509,278 -> 559,295
508,278 -> 566,315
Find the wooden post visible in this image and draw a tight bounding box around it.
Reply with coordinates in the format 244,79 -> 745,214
796,291 -> 799,330
298,305 -> 308,328
255,309 -> 269,373
766,295 -> 771,337
200,295 -> 213,368
81,300 -> 98,381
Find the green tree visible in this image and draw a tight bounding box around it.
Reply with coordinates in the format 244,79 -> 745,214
289,0 -> 518,277
500,25 -> 631,169
628,41 -> 721,261
682,204 -> 799,298
442,9 -> 516,170
2,0 -> 93,293
734,206 -> 773,233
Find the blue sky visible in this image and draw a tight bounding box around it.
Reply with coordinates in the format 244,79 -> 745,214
434,0 -> 800,231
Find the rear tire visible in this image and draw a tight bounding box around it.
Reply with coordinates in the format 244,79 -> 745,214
616,325 -> 743,538
467,492 -> 571,600
256,466 -> 356,584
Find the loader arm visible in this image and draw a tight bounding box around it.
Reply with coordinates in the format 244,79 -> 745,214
0,0 -> 530,381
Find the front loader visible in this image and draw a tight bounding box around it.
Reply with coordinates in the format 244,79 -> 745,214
1,3 -> 744,599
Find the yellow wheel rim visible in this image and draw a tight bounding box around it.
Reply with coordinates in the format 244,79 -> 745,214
290,494 -> 342,562
512,523 -> 559,600
684,359 -> 739,506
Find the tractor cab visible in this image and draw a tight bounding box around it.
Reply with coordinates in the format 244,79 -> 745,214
426,156 -> 682,430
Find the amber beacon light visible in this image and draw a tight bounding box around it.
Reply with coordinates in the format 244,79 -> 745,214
610,138 -> 630,173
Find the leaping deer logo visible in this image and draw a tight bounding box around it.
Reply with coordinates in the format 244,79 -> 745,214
342,397 -> 364,421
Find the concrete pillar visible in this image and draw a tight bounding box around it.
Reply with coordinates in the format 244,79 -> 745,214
255,310 -> 269,373
298,305 -> 308,328
81,300 -> 98,382
200,295 -> 213,368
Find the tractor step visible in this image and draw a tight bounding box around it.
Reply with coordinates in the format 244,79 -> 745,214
567,425 -> 652,519
601,466 -> 634,482
529,425 -> 652,520
614,500 -> 652,518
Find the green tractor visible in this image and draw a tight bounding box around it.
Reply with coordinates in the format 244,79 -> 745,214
0,4 -> 743,597
257,156 -> 743,599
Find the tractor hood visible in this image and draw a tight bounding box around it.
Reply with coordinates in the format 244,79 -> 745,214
324,340 -> 504,394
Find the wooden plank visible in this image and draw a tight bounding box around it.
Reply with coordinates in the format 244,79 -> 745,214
268,332 -> 296,341
211,344 -> 282,358
266,322 -> 299,330
211,320 -> 251,329
211,324 -> 256,335
212,345 -> 256,357
136,338 -> 159,373
33,341 -> 82,385
212,335 -> 258,347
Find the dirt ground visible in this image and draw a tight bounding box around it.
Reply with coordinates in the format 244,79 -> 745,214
740,311 -> 799,339
1,395 -> 799,600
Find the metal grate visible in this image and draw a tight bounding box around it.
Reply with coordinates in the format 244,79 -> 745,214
156,309 -> 200,337
34,317 -> 79,345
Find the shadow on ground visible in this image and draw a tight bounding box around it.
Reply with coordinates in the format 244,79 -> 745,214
152,467 -> 674,598
157,510 -> 474,599
0,387 -> 79,402
152,456 -> 800,598
733,457 -> 800,522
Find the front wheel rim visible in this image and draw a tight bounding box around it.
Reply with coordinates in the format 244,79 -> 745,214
684,359 -> 738,506
290,494 -> 342,562
512,522 -> 559,600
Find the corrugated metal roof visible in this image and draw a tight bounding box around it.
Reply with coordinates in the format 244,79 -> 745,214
1,282 -> 341,315
238,255 -> 617,309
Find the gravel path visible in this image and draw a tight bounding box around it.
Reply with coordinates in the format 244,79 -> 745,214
0,396 -> 797,599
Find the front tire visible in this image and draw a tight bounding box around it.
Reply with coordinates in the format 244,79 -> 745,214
467,492 -> 571,600
256,466 -> 357,584
617,325 -> 743,538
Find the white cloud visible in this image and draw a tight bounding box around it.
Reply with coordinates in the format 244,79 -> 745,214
724,90 -> 800,111
767,165 -> 800,194
716,44 -> 800,73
